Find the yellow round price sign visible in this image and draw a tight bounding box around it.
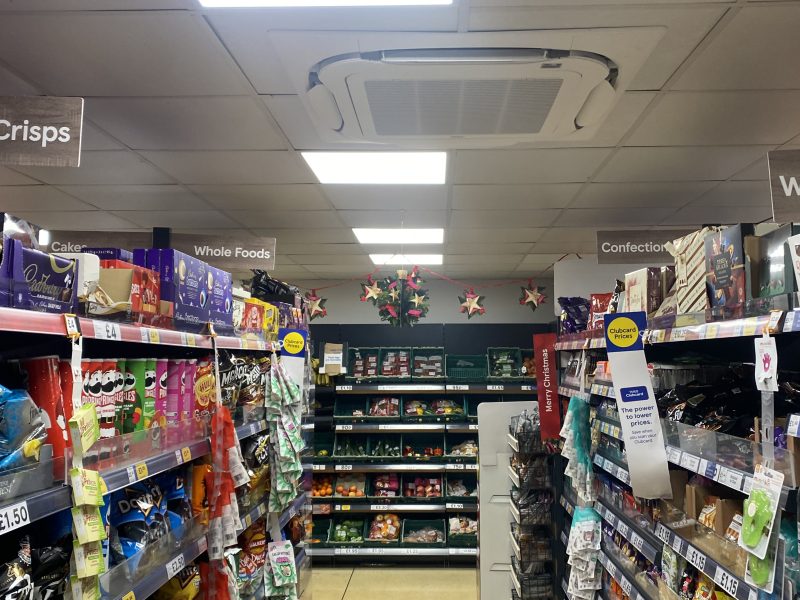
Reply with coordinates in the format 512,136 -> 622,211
606,317 -> 640,349
282,331 -> 305,355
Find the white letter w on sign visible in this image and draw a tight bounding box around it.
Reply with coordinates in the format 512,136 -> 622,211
779,175 -> 800,196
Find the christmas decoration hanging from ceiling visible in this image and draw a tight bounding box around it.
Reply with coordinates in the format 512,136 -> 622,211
305,289 -> 328,320
359,267 -> 430,327
459,288 -> 486,319
519,280 -> 547,313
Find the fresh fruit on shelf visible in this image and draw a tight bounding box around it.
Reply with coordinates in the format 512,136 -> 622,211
402,444 -> 444,458
316,449 -> 329,457
368,514 -> 401,542
431,399 -> 464,415
312,475 -> 334,497
404,477 -> 442,498
332,520 -> 364,543
334,474 -> 366,497
372,473 -> 400,497
449,440 -> 478,456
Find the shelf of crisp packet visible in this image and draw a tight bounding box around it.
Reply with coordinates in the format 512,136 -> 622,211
562,576 -> 595,600
312,460 -> 478,473
312,500 -> 478,513
592,452 -> 631,486
334,383 -> 536,394
592,417 -> 622,440
333,423 -> 478,433
555,312 -> 782,351
309,546 -> 477,556
595,499 -> 661,565
598,547 -> 651,600
0,418 -> 269,534
239,491 -> 308,532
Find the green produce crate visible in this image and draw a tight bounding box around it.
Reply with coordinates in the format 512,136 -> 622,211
378,347 -> 412,380
311,518 -> 332,547
366,472 -> 402,499
367,436 -> 402,459
487,347 -> 523,380
411,347 -> 445,381
314,432 -> 334,461
445,434 -> 478,459
401,518 -> 446,547
444,473 -> 478,501
363,396 -> 401,420
445,355 -> 488,382
333,434 -> 370,458
333,397 -> 368,420
447,529 -> 478,548
328,518 -> 367,545
401,397 -> 465,422
346,347 -> 380,382
400,433 -> 446,460
365,513 -> 402,544
401,474 -> 444,500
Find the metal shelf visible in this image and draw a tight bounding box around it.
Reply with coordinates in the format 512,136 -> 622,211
308,546 -> 474,556
313,461 -> 477,473
334,383 -> 536,395
334,423 -> 445,433
654,522 -> 757,600
595,499 -> 661,565
308,499 -> 476,513
0,485 -> 72,535
592,416 -> 622,441
598,547 -> 654,600
592,451 -> 631,486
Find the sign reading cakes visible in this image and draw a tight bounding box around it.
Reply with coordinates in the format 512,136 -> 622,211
769,149 -> 800,222
0,96 -> 84,167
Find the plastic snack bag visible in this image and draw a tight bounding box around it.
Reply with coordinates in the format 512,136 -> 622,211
268,540 -> 297,586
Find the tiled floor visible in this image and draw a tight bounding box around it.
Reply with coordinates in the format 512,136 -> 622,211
307,567 -> 479,600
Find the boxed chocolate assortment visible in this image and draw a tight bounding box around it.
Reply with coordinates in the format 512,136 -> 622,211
668,226 -> 720,315
624,266 -> 676,316
206,265 -> 234,331
85,257 -> 160,321
704,224 -> 754,311
746,224 -> 795,299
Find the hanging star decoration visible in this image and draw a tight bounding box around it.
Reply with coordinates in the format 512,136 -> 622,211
519,280 -> 547,313
360,267 -> 430,326
305,289 -> 328,321
459,288 -> 486,319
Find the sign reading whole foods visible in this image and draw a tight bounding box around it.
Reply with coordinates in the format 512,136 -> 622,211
0,96 -> 84,167
769,149 -> 800,222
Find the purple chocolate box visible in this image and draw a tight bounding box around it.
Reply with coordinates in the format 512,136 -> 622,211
82,247 -> 134,263
154,248 -> 210,326
1,237 -> 77,313
206,265 -> 233,330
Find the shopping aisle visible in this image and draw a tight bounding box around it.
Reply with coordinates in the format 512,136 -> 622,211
310,568 -> 479,600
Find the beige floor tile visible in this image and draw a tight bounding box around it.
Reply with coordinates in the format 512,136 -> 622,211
308,567 -> 355,600
343,568 -> 478,600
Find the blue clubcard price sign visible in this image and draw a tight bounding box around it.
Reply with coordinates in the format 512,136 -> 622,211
604,312 -> 672,499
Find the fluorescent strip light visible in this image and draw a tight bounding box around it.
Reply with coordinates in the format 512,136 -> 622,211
302,152 -> 447,184
370,254 -> 443,265
354,228 -> 444,245
200,0 -> 451,6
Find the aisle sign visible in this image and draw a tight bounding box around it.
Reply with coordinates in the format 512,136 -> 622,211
0,96 -> 84,167
768,149 -> 800,222
596,230 -> 690,264
533,333 -> 561,439
604,312 -> 672,499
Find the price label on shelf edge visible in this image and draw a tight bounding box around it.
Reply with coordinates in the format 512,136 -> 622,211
95,321 -> 121,341
656,523 -> 671,544
631,533 -> 644,552
0,501 -> 30,534
620,577 -> 632,597
335,465 -> 353,471
680,453 -> 701,472
166,553 -> 186,579
447,503 -> 464,510
617,521 -> 630,538
686,545 -> 706,572
666,446 -> 682,464
337,424 -> 353,431
713,565 -> 739,598
671,535 -> 683,553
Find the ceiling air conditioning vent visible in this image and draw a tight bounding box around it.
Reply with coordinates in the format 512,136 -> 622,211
270,29 -> 664,148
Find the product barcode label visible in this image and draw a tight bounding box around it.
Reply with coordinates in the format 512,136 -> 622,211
620,578 -> 632,596
370,505 -> 387,511
95,322 -> 120,341
337,424 -> 353,431
0,501 -> 29,534
126,465 -> 137,483
593,454 -> 603,467
686,545 -> 706,571
447,463 -> 465,470
603,458 -> 615,472
466,464 -> 478,471
680,453 -> 701,472
335,465 -> 353,471
670,328 -> 687,342
713,566 -> 739,597
617,467 -> 629,484
179,332 -> 187,345
166,553 -> 186,579
671,535 -> 683,553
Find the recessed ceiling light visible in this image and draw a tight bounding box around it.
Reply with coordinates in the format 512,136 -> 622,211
200,0 -> 451,6
370,254 -> 443,265
353,228 -> 444,244
301,152 -> 447,184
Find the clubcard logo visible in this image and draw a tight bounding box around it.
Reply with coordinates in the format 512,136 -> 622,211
620,386 -> 649,402
606,317 -> 640,348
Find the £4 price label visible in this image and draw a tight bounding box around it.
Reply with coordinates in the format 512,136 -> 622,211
0,501 -> 30,534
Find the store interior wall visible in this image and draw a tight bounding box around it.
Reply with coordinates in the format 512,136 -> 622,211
295,278 -> 556,325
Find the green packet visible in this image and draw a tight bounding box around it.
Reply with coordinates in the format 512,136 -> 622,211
71,505 -> 107,544
70,468 -> 107,507
70,575 -> 100,600
268,540 -> 298,586
72,540 -> 106,578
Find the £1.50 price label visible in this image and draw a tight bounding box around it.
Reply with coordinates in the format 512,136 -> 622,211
0,501 -> 29,534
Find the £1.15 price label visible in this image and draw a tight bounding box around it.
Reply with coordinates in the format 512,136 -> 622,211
686,545 -> 706,571
713,566 -> 739,598
0,501 -> 29,534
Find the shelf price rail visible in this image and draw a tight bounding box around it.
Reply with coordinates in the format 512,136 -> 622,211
598,547 -> 653,600
594,500 -> 661,565
309,546 -> 476,557
592,452 -> 631,486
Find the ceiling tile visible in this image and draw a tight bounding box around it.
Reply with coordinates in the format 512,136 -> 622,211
554,207 -> 675,227
446,242 -> 533,254
445,254 -> 523,266
570,182 -> 717,209
256,229 -> 356,244
227,210 -> 339,229
277,243 -> 364,255
446,228 -> 545,243
695,181 -> 771,207
12,210 -> 139,230
674,6 -> 800,91
322,185 -> 448,210
530,240 -> 597,254
0,1 -> 192,9
450,210 -> 561,228
109,210 -> 240,229
87,97 -> 286,150
667,203 -> 772,226
596,146 -> 770,182
538,228 -> 599,242
467,5 -> 727,91
454,149 -> 611,184
81,122 -> 125,151
0,12 -> 249,96
0,186 -> 92,212
453,184 -> 581,210
13,151 -> 174,185
140,151 -> 314,185
518,253 -> 575,266
627,92 -> 800,146
57,185 -> 208,211
732,158 -> 768,182
190,184 -> 329,211
0,167 -> 40,185
0,64 -> 38,96
337,210 -> 446,228
303,264 -> 378,275
289,254 -> 371,266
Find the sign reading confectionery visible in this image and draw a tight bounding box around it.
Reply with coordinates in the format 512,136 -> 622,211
46,231 -> 276,271
533,333 -> 560,439
604,311 -> 672,499
596,230 -> 690,264
0,96 -> 84,167
768,149 -> 800,222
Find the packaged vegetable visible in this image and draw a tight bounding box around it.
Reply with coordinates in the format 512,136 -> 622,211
368,514 -> 400,542
368,397 -> 399,417
403,525 -> 444,544
331,520 -> 364,543
448,516 -> 477,536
